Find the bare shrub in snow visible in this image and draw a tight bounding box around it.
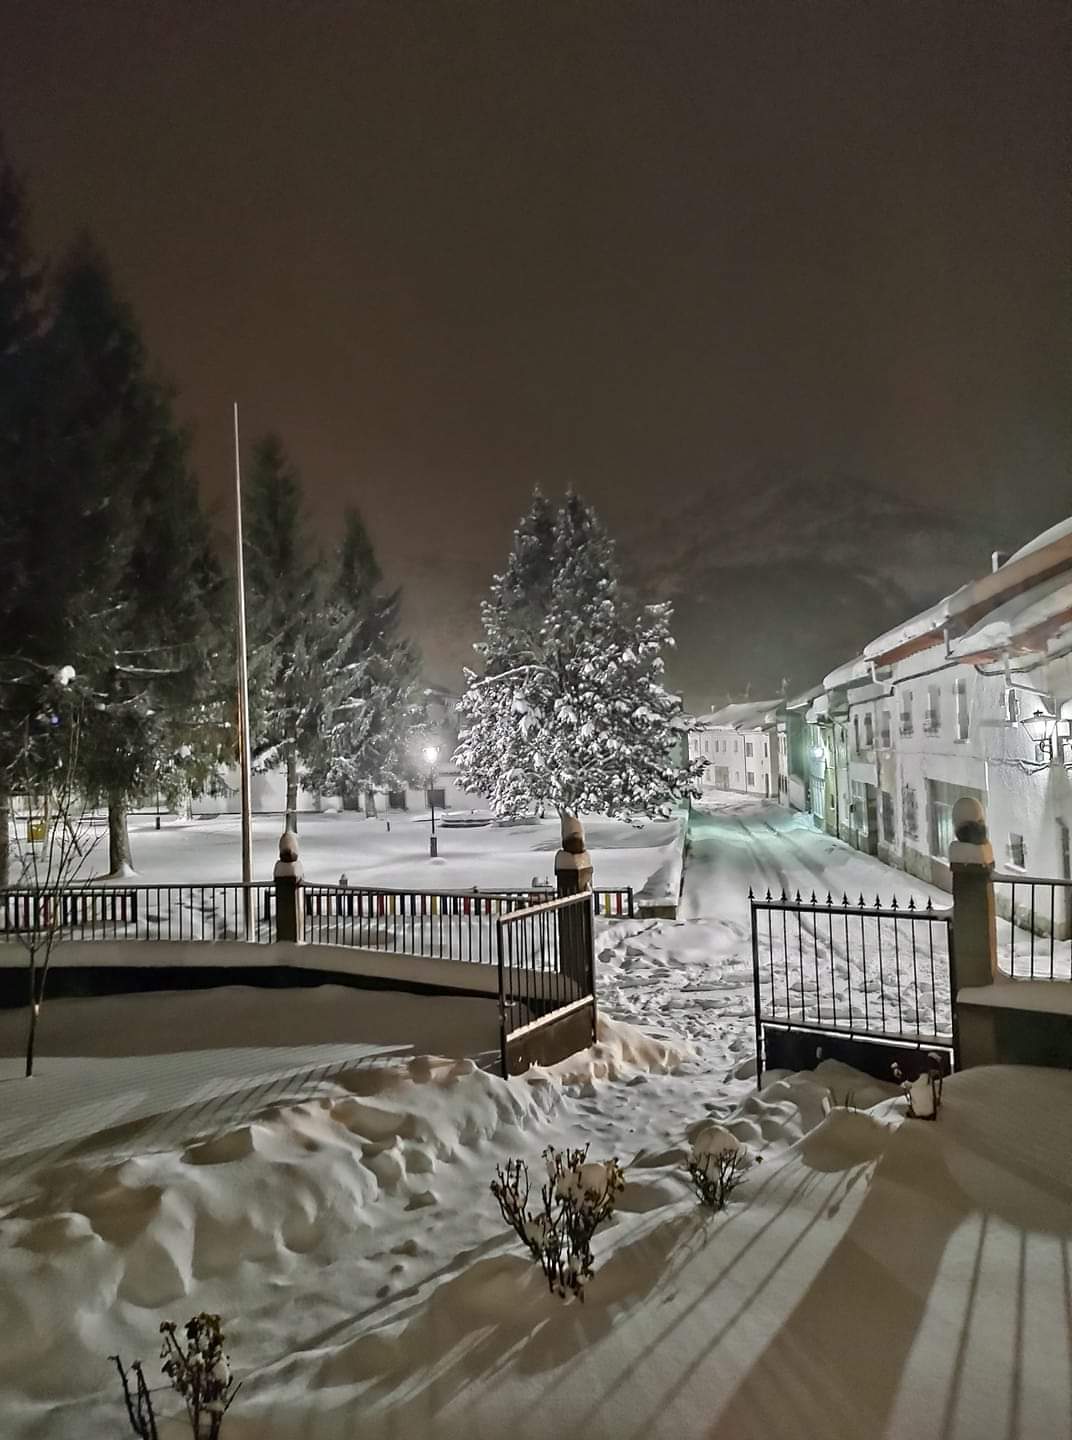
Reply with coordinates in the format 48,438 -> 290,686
491,1145 -> 624,1300
686,1126 -> 754,1211
892,1054 -> 944,1121
113,1312 -> 239,1438
112,1355 -> 159,1439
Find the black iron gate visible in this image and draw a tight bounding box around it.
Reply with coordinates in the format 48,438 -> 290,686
750,889 -> 958,1084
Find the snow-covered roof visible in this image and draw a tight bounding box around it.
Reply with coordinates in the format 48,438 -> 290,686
862,516 -> 1072,666
949,573 -> 1072,661
784,683 -> 825,712
703,699 -> 783,732
1008,515 -> 1072,566
861,586 -> 966,664
822,655 -> 871,690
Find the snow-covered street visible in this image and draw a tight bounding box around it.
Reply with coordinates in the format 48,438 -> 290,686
596,794 -> 949,1069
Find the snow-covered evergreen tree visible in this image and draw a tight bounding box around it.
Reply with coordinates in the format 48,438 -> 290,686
302,509 -> 421,804
0,220 -> 225,875
245,444 -> 419,828
245,435 -> 347,831
39,242 -> 225,873
455,490 -> 701,840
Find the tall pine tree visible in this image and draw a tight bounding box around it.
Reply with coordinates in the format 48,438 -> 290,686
246,443 -> 421,826
244,437 -> 368,830
303,509 -> 420,802
455,490 -> 701,844
42,241 -> 224,871
0,135 -> 46,884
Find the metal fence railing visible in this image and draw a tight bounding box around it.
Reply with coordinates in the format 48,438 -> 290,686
0,879 -> 634,965
301,883 -> 632,963
992,874 -> 1072,980
0,883 -> 276,943
750,889 -> 957,1082
302,885 -> 539,963
496,891 -> 596,1076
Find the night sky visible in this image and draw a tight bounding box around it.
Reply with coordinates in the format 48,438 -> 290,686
2,1 -> 1068,700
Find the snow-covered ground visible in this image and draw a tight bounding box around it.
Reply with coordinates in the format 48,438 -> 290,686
34,810 -> 685,906
1,797 -> 1069,1439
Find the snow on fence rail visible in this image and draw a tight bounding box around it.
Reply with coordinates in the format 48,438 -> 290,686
0,884 -> 276,943
750,888 -> 957,1083
301,883 -> 632,964
0,881 -> 634,965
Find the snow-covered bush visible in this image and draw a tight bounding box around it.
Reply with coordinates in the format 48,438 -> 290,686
686,1125 -> 754,1211
892,1055 -> 944,1121
113,1312 -> 239,1438
491,1145 -> 625,1301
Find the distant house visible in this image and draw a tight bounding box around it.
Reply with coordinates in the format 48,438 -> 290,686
687,700 -> 782,798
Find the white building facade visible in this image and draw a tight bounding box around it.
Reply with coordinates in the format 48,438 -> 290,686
798,518 -> 1072,911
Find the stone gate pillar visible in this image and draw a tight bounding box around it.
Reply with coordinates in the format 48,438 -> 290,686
274,829 -> 305,944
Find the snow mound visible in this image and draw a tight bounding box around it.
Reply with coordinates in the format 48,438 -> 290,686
542,1014 -> 692,1086
0,1053 -> 561,1422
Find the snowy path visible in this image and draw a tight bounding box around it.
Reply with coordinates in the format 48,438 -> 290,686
596,795 -> 949,1068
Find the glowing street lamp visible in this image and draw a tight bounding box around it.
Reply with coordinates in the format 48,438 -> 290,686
1013,706 -> 1072,772
423,744 -> 440,857
1020,709 -> 1058,763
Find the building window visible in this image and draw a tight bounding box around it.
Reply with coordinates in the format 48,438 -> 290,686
746,770 -> 755,788
902,783 -> 918,841
1006,688 -> 1021,722
880,710 -> 892,748
928,786 -> 954,858
863,713 -> 874,749
1008,833 -> 1026,868
881,790 -> 895,843
746,741 -> 753,758
853,716 -> 860,754
925,779 -> 985,861
851,781 -> 869,833
955,679 -> 969,741
924,685 -> 941,735
900,691 -> 914,737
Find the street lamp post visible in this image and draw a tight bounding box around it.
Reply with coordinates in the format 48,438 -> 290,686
423,744 -> 440,858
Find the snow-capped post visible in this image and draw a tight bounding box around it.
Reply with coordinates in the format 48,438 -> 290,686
555,815 -> 595,1002
274,830 -> 304,944
948,796 -> 997,991
555,814 -> 593,897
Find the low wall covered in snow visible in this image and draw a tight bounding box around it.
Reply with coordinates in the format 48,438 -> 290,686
632,813 -> 688,918
0,939 -> 533,1009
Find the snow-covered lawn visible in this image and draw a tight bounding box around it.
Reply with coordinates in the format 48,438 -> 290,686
1,798 -> 1069,1439
56,810 -> 685,905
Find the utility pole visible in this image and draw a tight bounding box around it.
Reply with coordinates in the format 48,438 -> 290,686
233,402 -> 255,934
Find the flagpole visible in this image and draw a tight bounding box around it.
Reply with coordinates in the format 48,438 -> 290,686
233,402 -> 255,934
